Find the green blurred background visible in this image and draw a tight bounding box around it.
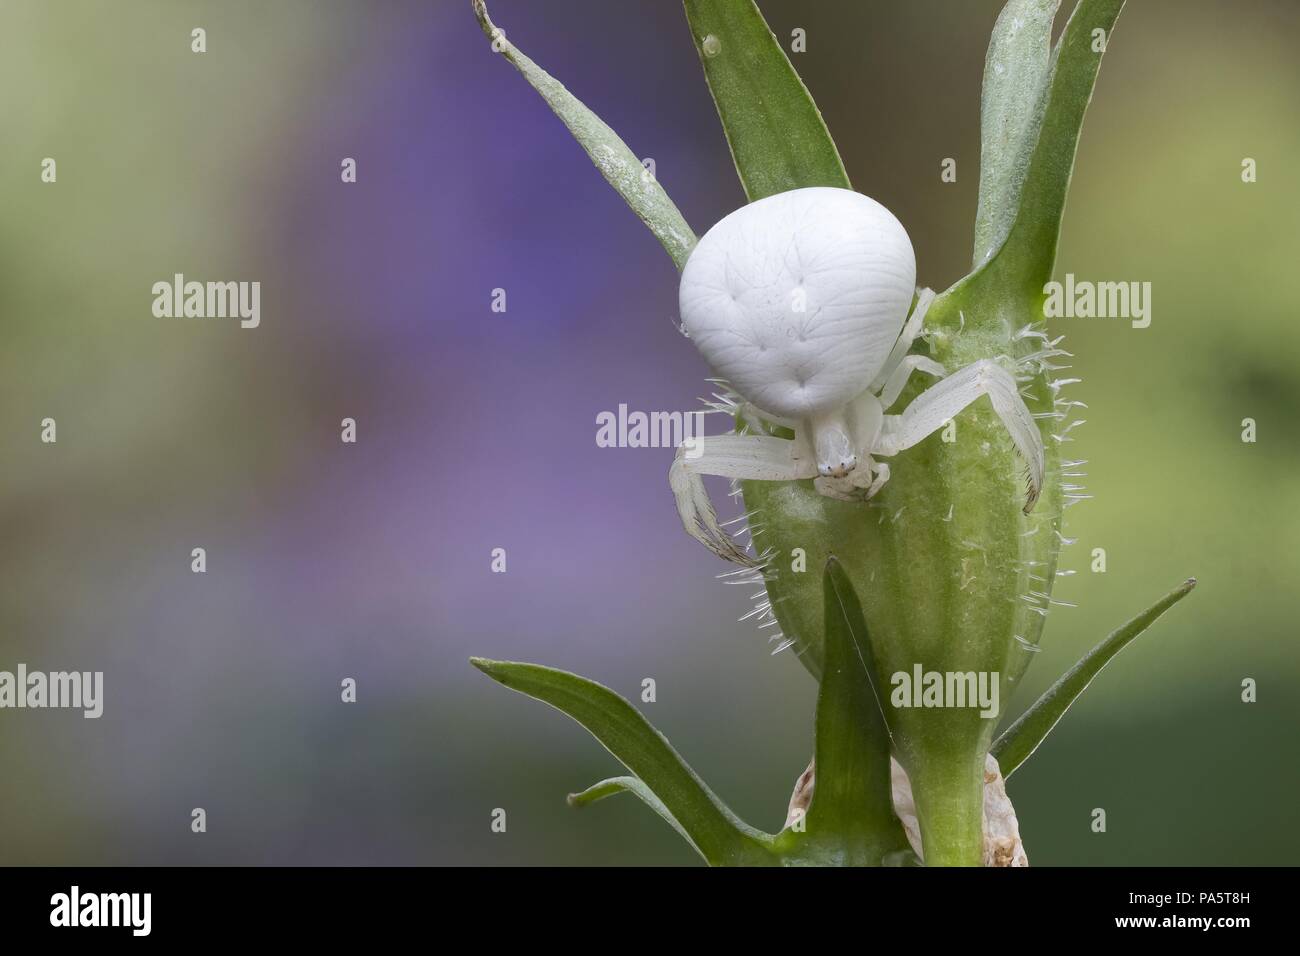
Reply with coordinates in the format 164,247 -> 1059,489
1,0 -> 1296,865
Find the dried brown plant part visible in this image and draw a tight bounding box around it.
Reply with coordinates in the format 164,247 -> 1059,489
785,752 -> 1028,867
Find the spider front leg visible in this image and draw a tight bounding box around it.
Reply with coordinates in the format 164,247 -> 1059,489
668,433 -> 817,566
874,359 -> 1045,512
869,287 -> 937,394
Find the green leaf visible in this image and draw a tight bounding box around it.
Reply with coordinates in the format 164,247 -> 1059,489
470,657 -> 774,865
974,0 -> 1061,269
682,0 -> 850,201
978,0 -> 1126,298
992,578 -> 1198,777
472,0 -> 697,268
802,558 -> 912,863
938,0 -> 1124,327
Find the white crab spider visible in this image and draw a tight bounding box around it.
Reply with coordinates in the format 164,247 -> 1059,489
669,187 -> 1044,566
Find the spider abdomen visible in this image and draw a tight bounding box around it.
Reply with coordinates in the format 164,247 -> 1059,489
678,187 -> 916,421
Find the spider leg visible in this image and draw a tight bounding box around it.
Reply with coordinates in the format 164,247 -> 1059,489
738,402 -> 800,434
875,359 -> 1045,512
669,434 -> 817,565
869,287 -> 936,393
862,460 -> 890,498
876,354 -> 947,411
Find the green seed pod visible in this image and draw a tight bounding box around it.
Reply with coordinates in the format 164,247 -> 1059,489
740,299 -> 1067,866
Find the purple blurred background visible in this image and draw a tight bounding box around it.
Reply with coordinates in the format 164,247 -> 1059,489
2,0 -> 1298,865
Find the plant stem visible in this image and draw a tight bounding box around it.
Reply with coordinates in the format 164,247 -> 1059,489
908,753 -> 986,867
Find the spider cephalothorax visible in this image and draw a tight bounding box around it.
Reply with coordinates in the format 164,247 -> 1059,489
670,187 -> 1044,566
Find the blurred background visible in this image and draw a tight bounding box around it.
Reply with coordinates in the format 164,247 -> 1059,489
1,0 -> 1296,865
